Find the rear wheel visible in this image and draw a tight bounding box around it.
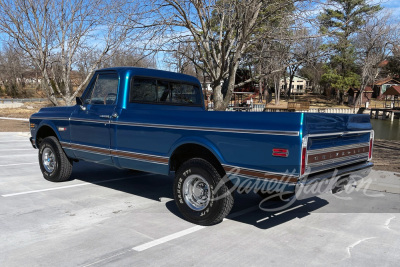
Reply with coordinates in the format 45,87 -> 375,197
38,136 -> 73,182
173,158 -> 234,225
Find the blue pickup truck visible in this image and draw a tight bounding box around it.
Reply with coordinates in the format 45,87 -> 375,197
29,67 -> 374,225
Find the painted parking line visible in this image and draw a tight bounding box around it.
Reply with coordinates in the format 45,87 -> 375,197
132,205 -> 260,252
0,117 -> 29,121
0,149 -> 34,151
0,140 -> 30,143
2,183 -> 92,197
132,225 -> 206,252
0,153 -> 37,158
1,174 -> 154,197
0,162 -> 37,167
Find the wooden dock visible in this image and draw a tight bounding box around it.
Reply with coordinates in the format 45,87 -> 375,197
370,108 -> 400,121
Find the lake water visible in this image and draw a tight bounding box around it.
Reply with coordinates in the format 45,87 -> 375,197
370,118 -> 400,140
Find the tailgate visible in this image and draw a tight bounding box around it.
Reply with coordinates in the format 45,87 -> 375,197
302,113 -> 373,175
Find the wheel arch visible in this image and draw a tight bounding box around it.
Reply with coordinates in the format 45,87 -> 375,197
169,141 -> 226,177
35,123 -> 60,147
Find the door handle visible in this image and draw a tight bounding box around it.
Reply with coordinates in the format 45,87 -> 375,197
99,115 -> 110,119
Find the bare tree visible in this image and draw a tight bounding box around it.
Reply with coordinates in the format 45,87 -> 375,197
284,30 -> 325,99
353,12 -> 399,106
254,40 -> 287,106
0,43 -> 30,97
76,47 -> 157,76
158,0 -> 299,110
164,42 -> 199,77
0,0 -> 146,105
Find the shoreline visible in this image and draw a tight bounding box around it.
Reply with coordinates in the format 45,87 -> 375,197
372,139 -> 400,173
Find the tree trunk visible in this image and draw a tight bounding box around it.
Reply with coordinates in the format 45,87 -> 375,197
275,76 -> 280,106
213,62 -> 239,111
66,97 -> 74,106
354,84 -> 366,108
337,89 -> 344,105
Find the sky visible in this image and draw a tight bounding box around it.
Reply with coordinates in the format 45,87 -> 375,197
381,0 -> 400,15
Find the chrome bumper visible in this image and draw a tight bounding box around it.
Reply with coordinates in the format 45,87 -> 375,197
295,162 -> 373,200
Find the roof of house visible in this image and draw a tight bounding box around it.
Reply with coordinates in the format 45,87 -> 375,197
377,60 -> 389,68
347,86 -> 373,93
375,77 -> 400,86
281,75 -> 309,81
383,86 -> 400,96
365,86 -> 373,92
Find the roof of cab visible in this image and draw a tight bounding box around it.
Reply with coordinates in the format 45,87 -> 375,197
96,67 -> 200,85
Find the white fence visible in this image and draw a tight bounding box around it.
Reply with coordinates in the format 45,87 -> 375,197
208,103 -> 360,114
303,108 -> 359,114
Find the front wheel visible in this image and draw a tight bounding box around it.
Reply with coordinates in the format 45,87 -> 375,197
173,158 -> 234,225
38,136 -> 73,182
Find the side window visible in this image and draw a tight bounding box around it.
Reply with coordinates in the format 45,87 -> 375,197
83,80 -> 95,105
171,83 -> 200,104
130,78 -> 157,102
85,73 -> 119,105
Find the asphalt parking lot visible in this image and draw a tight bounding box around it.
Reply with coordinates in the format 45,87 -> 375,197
0,132 -> 399,266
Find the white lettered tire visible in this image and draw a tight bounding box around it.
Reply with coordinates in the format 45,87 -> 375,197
38,136 -> 73,182
173,158 -> 234,225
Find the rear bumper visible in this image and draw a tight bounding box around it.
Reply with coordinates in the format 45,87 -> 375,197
295,161 -> 373,200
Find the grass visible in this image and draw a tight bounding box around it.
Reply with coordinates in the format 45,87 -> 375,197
257,93 -> 357,109
0,101 -> 51,118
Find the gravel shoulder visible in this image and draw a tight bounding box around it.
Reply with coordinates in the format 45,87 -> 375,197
0,119 -> 30,132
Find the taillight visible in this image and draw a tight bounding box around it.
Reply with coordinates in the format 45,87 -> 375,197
300,137 -> 308,176
301,147 -> 306,175
368,131 -> 374,161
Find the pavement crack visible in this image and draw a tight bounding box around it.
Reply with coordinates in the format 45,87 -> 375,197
384,216 -> 396,230
346,237 -> 376,259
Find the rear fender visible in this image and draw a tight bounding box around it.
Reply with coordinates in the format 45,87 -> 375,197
168,136 -> 225,164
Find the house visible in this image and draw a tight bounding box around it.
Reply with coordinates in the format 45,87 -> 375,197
279,75 -> 309,94
372,77 -> 400,98
347,87 -> 373,106
201,81 -> 213,93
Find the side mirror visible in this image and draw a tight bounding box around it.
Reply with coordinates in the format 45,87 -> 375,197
76,97 -> 86,111
76,97 -> 83,105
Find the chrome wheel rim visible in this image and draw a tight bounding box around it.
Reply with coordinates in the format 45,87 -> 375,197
42,147 -> 56,173
183,174 -> 211,211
